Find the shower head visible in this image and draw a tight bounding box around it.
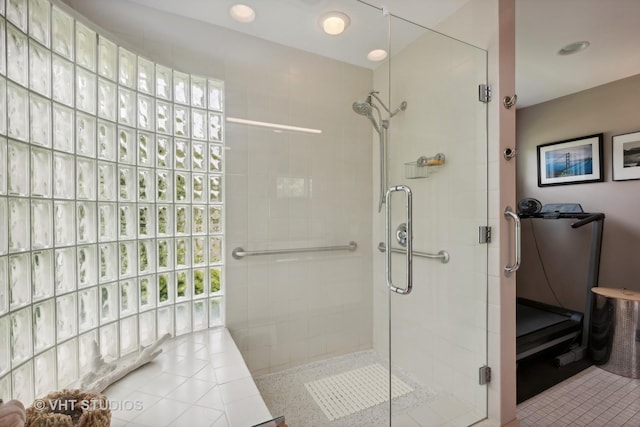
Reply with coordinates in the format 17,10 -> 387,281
352,100 -> 373,116
352,100 -> 381,134
390,101 -> 408,117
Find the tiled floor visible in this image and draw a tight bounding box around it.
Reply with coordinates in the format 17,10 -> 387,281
256,350 -> 484,427
103,327 -> 272,427
104,330 -> 485,427
104,330 -> 640,427
517,366 -> 640,426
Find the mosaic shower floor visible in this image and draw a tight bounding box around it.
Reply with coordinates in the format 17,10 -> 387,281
255,351 -> 482,427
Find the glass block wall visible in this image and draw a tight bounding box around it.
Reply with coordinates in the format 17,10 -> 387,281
0,0 -> 225,404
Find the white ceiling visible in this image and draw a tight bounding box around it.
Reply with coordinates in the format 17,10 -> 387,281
125,0 -> 640,109
516,0 -> 640,108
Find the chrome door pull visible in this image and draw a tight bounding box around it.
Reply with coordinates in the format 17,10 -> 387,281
386,185 -> 413,294
504,206 -> 521,275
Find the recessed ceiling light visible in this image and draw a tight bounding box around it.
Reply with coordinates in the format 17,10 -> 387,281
229,4 -> 256,23
367,49 -> 388,62
557,41 -> 590,56
320,12 -> 350,36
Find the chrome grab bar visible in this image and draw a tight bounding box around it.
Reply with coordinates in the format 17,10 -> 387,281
386,185 -> 413,295
232,241 -> 357,259
377,242 -> 450,264
504,206 -> 521,275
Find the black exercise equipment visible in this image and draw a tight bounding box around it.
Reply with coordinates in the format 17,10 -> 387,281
516,202 -> 605,366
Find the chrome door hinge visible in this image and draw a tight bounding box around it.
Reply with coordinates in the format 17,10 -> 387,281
479,84 -> 491,103
479,365 -> 491,385
479,226 -> 491,244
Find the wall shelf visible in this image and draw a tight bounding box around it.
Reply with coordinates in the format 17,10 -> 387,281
404,153 -> 445,179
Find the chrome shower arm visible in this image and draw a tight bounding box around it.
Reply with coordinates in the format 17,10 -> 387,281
369,91 -> 407,118
369,91 -> 393,114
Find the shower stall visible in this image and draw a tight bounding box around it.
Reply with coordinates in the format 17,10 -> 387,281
0,0 -> 490,425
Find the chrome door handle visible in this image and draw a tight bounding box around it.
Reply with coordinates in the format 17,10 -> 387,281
386,185 -> 413,294
504,206 -> 521,275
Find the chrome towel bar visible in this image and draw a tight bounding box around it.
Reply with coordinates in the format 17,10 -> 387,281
503,206 -> 521,275
377,242 -> 450,264
232,241 -> 357,259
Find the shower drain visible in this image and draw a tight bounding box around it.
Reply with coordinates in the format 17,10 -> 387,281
304,363 -> 414,421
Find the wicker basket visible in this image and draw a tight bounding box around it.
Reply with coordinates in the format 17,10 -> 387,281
25,390 -> 111,427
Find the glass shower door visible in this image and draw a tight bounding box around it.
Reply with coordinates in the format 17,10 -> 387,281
378,14 -> 489,426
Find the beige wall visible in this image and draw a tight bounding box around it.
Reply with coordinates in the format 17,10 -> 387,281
516,74 -> 640,309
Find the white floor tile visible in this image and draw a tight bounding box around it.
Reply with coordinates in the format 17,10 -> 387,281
196,385 -> 226,411
207,332 -> 238,355
171,341 -> 207,358
192,365 -> 219,383
137,372 -> 189,397
170,404 -> 225,427
211,348 -> 244,369
214,363 -> 251,384
165,377 -> 217,404
129,397 -> 191,426
109,391 -> 161,422
94,329 -> 271,427
211,413 -> 230,427
163,357 -> 209,377
225,394 -> 272,427
192,346 -> 213,361
219,376 -> 260,404
113,362 -> 164,390
517,366 -> 640,426
108,416 -> 129,427
153,352 -> 187,370
102,379 -> 135,400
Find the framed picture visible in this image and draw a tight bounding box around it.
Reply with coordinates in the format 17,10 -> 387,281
612,131 -> 640,181
537,133 -> 603,187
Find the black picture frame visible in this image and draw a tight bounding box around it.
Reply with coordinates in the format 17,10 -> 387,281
612,130 -> 640,181
537,133 -> 604,187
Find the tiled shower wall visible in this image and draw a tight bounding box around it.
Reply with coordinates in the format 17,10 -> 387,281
0,0 -> 225,403
60,0 -> 377,377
